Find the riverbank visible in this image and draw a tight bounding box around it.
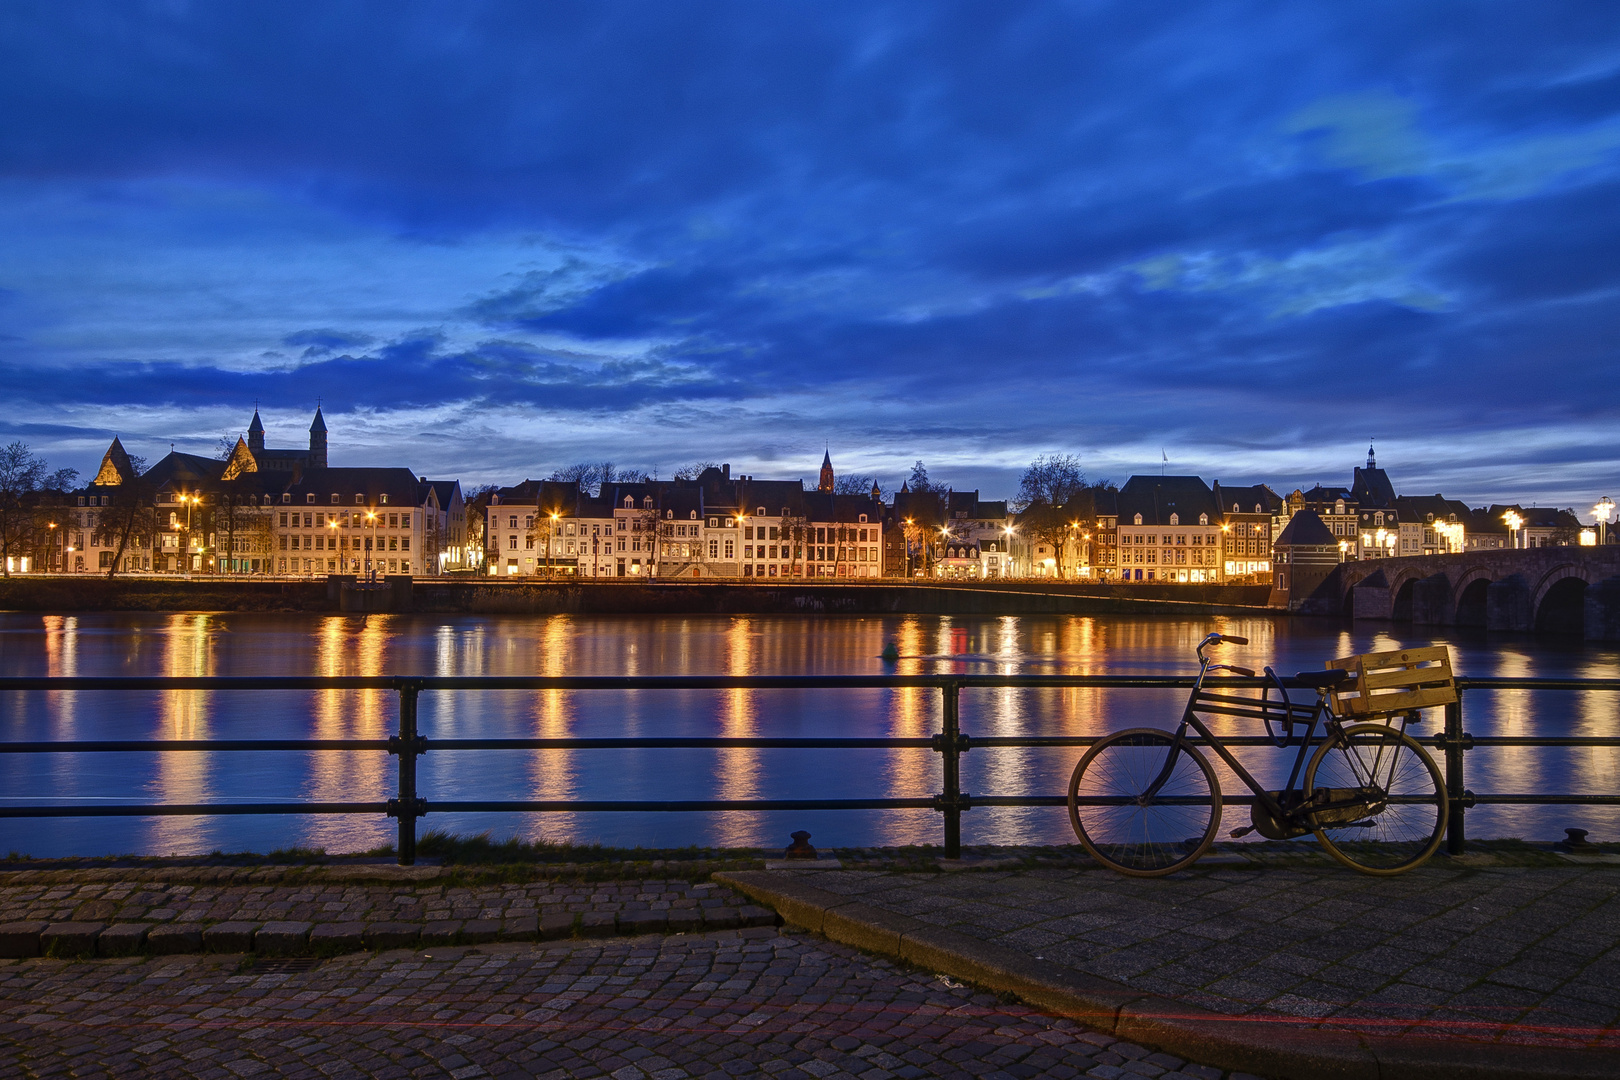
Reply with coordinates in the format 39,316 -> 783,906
0,575 -> 1277,616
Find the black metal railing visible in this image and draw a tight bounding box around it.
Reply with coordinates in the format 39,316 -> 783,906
2,674 -> 1617,863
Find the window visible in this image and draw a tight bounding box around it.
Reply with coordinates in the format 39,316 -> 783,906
307,493 -> 316,504
356,494 -> 364,504
756,507 -> 765,516
1134,513 -> 1143,525
380,494 -> 388,505
708,518 -> 718,528
330,493 -> 339,504
709,540 -> 718,558
859,514 -> 867,523
1169,513 -> 1179,526
690,511 -> 698,520
724,539 -> 734,559
1199,513 -> 1208,525
278,512 -> 287,527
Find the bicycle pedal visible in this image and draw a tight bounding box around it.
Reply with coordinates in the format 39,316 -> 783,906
1229,826 -> 1256,838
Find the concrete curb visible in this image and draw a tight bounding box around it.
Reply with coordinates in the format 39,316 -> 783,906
714,871 -> 1617,1080
0,906 -> 778,961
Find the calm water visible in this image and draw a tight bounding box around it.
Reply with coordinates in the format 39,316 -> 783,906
2,612 -> 1617,856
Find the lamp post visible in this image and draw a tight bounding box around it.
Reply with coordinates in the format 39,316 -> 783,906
182,494 -> 196,578
365,510 -> 377,580
47,521 -> 57,573
1596,497 -> 1615,547
549,512 -> 560,577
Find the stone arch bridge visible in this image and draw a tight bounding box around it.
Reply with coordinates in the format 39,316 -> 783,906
1303,547 -> 1620,639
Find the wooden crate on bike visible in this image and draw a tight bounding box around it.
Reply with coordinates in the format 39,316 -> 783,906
1325,645 -> 1456,719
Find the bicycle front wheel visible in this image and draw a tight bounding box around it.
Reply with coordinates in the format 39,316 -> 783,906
1305,723 -> 1447,875
1068,728 -> 1221,876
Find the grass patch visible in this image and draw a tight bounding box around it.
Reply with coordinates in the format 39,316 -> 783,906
417,828 -> 710,866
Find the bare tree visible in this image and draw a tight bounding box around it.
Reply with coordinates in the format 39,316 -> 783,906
674,461 -> 721,481
0,442 -> 50,576
907,461 -> 950,496
833,474 -> 876,496
99,456 -> 156,578
1015,454 -> 1087,578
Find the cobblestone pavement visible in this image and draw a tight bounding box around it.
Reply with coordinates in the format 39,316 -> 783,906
758,861 -> 1620,1051
0,927 -> 1250,1080
0,874 -> 772,956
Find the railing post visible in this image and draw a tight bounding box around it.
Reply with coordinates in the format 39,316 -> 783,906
1444,695 -> 1465,856
391,679 -> 425,866
934,681 -> 968,859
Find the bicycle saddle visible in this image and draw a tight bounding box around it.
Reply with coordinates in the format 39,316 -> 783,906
1294,670 -> 1352,689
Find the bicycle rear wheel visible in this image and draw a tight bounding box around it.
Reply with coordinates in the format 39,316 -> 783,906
1305,723 -> 1447,875
1068,728 -> 1221,876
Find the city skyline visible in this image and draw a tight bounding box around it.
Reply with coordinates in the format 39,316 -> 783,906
3,4 -> 1619,507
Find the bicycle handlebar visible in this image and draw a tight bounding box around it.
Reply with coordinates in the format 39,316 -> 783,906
1217,634 -> 1248,645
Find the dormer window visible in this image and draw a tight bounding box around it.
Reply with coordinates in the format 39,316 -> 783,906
380,494 -> 388,505
306,493 -> 316,504
690,511 -> 698,520
355,494 -> 364,504
1198,513 -> 1208,526
1335,500 -> 1345,514
643,497 -> 653,510
1232,503 -> 1239,512
624,496 -> 634,508
1169,513 -> 1179,526
330,493 -> 339,504
1254,504 -> 1262,514
1134,513 -> 1143,525
664,510 -> 673,519
858,514 -> 867,523
282,494 -> 291,504
756,506 -> 766,516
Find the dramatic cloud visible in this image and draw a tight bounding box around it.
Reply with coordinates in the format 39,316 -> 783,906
0,2 -> 1617,509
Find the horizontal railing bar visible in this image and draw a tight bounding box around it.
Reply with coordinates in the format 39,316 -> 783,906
425,738 -> 937,750
4,674 -> 1617,692
0,740 -> 392,753
7,733 -> 1620,753
0,803 -> 388,818
3,793 -> 1612,819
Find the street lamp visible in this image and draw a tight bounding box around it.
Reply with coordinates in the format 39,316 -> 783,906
181,494 -> 198,578
549,511 -> 560,577
1502,510 -> 1523,549
1595,497 -> 1615,547
47,521 -> 57,573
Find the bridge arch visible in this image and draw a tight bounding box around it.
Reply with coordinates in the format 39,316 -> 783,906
1451,566 -> 1498,628
1532,565 -> 1593,636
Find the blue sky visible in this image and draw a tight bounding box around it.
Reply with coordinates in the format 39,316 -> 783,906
2,2 -> 1618,512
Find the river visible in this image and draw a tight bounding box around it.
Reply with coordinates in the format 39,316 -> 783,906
1,611 -> 1616,857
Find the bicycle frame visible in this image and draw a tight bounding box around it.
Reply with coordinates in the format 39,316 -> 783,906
1142,644 -> 1342,826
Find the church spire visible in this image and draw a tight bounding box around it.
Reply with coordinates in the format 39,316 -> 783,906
818,448 -> 834,494
247,408 -> 265,453
1367,439 -> 1376,470
308,405 -> 328,468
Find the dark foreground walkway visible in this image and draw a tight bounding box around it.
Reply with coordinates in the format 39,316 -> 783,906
0,926 -> 1235,1080
718,853 -> 1620,1080
0,863 -> 1249,1080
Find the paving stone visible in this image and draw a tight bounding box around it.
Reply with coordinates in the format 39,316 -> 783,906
580,911 -> 616,937
0,919 -> 47,958
361,921 -> 420,949
501,914 -> 538,941
421,919 -> 462,945
309,921 -> 365,952
620,910 -> 669,935
97,922 -> 149,956
148,924 -> 204,954
539,912 -> 576,940
668,909 -> 704,932
202,921 -> 259,953
41,920 -> 103,957
460,918 -> 501,944
703,908 -> 744,931
738,905 -> 779,928
254,921 -> 312,956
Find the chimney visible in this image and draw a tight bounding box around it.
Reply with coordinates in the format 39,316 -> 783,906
722,464 -> 730,481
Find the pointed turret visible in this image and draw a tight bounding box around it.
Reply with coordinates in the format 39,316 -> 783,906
870,479 -> 881,501
221,436 -> 259,481
308,406 -> 328,468
247,409 -> 265,453
818,448 -> 834,494
91,437 -> 137,487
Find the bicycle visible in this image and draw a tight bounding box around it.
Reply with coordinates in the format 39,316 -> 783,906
1067,633 -> 1449,877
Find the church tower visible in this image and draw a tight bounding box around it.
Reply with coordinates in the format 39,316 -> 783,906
309,406 -> 328,469
247,409 -> 265,454
818,449 -> 834,494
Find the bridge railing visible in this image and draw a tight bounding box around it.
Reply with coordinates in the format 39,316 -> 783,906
1,674 -> 1616,863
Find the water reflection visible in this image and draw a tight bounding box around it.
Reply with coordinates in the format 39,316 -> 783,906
151,614 -> 216,853
1,610 -> 1617,855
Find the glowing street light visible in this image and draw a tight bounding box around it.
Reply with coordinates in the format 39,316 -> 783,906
1502,509 -> 1524,549
1596,497 -> 1615,547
